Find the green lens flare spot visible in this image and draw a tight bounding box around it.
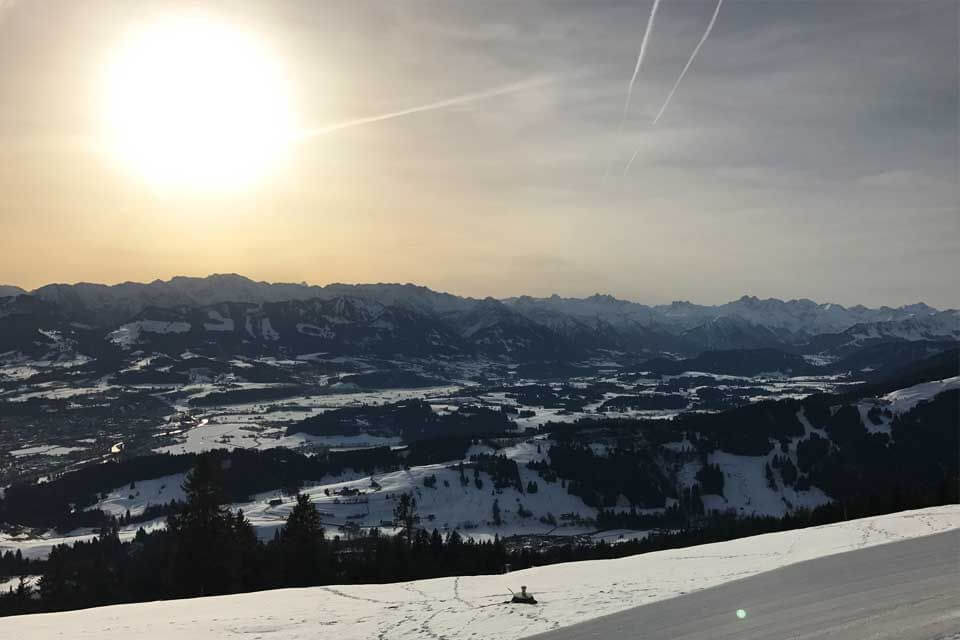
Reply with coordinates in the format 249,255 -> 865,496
736,609 -> 747,620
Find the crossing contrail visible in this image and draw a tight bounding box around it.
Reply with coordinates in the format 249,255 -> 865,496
651,0 -> 723,125
623,0 -> 723,176
603,0 -> 663,185
296,75 -> 559,140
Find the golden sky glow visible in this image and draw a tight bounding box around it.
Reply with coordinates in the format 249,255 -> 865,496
0,1 -> 956,307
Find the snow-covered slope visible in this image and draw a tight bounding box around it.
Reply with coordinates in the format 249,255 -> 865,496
880,375 -> 960,414
5,505 -> 957,640
839,310 -> 960,346
679,316 -> 785,350
4,450 -> 599,558
506,293 -> 942,336
714,296 -> 938,335
108,320 -> 191,346
100,297 -> 471,357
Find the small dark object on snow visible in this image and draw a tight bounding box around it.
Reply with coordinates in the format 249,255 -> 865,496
511,585 -> 537,605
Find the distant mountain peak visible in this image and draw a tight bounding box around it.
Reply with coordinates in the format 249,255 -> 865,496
0,285 -> 26,298
586,293 -> 620,304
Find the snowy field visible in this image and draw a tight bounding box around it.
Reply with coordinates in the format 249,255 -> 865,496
151,385 -> 466,454
0,519 -> 168,560
228,459 -> 602,542
702,451 -> 831,517
8,445 -> 87,459
3,505 -> 957,640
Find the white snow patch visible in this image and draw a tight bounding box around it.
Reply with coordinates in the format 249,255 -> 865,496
295,352 -> 330,361
261,317 -> 280,341
856,401 -> 893,434
0,575 -> 40,593
0,518 -> 168,560
2,384 -> 108,402
802,354 -> 838,366
703,451 -> 831,517
880,375 -> 960,414
109,321 -> 191,347
203,310 -> 234,332
0,365 -> 40,381
9,444 -> 86,458
90,473 -> 188,518
297,323 -> 335,339
155,424 -> 402,455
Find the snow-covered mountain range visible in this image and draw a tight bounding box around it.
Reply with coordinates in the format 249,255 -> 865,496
0,285 -> 25,298
506,293 -> 942,335
1,275 -> 956,359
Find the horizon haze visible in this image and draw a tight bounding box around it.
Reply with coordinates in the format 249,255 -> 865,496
0,272 -> 952,312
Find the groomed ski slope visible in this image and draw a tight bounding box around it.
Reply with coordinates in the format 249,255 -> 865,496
4,505 -> 958,640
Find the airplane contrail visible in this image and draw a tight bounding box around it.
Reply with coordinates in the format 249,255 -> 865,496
296,75 -> 559,140
623,0 -> 723,176
651,0 -> 723,126
602,0 -> 662,185
622,147 -> 643,176
622,0 -> 662,122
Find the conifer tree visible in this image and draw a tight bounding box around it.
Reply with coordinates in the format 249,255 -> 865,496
279,493 -> 326,586
168,455 -> 233,596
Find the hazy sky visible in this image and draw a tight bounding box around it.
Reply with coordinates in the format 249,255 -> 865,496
0,0 -> 957,307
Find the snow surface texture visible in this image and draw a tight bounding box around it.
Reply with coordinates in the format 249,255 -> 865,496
4,505 -> 957,640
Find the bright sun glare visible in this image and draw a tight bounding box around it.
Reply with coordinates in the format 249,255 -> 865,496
102,13 -> 297,191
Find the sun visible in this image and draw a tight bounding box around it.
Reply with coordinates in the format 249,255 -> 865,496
102,13 -> 297,191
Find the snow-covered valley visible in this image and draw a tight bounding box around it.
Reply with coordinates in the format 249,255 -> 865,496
2,371 -> 956,561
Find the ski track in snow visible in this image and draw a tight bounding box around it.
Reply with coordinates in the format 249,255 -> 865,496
4,505 -> 958,640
